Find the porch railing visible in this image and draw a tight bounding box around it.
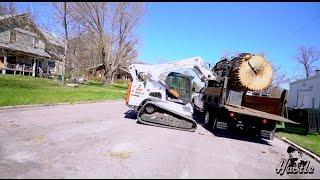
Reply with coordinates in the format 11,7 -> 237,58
5,63 -> 33,72
38,67 -> 43,75
48,67 -> 56,74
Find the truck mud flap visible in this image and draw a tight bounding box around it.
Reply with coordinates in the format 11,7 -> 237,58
260,130 -> 275,140
216,121 -> 228,130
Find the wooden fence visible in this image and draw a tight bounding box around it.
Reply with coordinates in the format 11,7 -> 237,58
285,108 -> 320,134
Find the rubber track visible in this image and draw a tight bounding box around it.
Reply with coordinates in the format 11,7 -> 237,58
137,102 -> 197,132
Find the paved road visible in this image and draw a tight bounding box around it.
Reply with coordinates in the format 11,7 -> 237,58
0,101 -> 319,179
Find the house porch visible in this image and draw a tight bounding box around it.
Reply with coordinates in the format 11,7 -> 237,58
0,49 -> 55,77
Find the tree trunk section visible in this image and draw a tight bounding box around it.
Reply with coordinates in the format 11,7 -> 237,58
104,70 -> 113,86
214,53 -> 274,91
62,2 -> 68,85
104,76 -> 113,86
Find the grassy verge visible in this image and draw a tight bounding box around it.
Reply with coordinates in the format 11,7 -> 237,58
0,75 -> 127,107
276,125 -> 320,156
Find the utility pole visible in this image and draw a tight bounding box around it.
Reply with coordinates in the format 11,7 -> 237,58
62,2 -> 68,85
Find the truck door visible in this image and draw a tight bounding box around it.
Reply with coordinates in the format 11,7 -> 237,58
193,87 -> 204,110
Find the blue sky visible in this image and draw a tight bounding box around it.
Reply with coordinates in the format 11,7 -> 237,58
16,2 -> 320,89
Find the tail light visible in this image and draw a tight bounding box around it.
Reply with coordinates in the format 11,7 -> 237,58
262,119 -> 268,124
229,112 -> 236,118
125,81 -> 132,104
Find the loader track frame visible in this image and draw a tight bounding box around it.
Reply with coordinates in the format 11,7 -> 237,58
137,101 -> 197,132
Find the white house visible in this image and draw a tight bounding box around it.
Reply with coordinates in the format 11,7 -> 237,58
288,70 -> 320,109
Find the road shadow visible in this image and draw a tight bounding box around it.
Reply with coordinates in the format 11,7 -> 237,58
192,109 -> 272,146
210,129 -> 271,145
124,108 -> 271,145
192,109 -> 205,123
124,110 -> 137,120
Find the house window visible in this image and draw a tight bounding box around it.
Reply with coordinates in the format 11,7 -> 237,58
302,83 -> 306,86
10,31 -> 16,43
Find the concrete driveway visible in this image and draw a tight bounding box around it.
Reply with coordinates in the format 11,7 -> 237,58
0,100 -> 319,179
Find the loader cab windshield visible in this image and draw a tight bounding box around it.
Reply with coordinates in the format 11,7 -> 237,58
165,72 -> 193,104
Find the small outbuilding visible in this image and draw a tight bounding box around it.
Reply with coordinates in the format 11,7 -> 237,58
288,70 -> 320,109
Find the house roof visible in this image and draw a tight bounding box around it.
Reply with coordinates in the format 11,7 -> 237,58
290,73 -> 320,85
87,61 -> 137,71
14,27 -> 38,37
46,49 -> 64,60
87,63 -> 104,70
86,64 -> 129,73
0,13 -> 64,59
0,14 -> 23,21
0,42 -> 51,58
0,13 -> 65,48
40,29 -> 65,48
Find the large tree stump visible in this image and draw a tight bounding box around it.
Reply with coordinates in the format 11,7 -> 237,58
214,53 -> 273,91
229,55 -> 273,91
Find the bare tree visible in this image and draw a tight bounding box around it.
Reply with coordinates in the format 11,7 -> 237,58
257,51 -> 291,87
294,45 -> 320,78
221,50 -> 240,60
62,2 -> 68,84
0,3 -> 21,30
131,59 -> 146,64
271,64 -> 291,87
0,2 -> 17,15
52,2 -> 76,84
55,2 -> 67,84
70,2 -> 147,86
67,33 -> 99,76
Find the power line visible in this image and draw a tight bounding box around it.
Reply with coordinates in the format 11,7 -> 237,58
268,14 -> 320,53
288,15 -> 320,40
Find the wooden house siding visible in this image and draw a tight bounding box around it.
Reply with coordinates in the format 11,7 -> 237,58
0,30 -> 10,43
0,13 -> 64,77
288,74 -> 320,109
16,31 -> 34,48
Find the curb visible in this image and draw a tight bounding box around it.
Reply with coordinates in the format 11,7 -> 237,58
277,136 -> 320,163
0,99 -> 124,111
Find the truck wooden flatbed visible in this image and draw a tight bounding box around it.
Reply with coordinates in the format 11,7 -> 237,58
223,104 -> 298,124
194,77 -> 298,140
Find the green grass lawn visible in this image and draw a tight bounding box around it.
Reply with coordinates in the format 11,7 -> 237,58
0,75 -> 127,107
276,130 -> 320,157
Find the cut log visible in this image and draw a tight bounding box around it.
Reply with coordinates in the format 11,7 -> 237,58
213,53 -> 274,91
